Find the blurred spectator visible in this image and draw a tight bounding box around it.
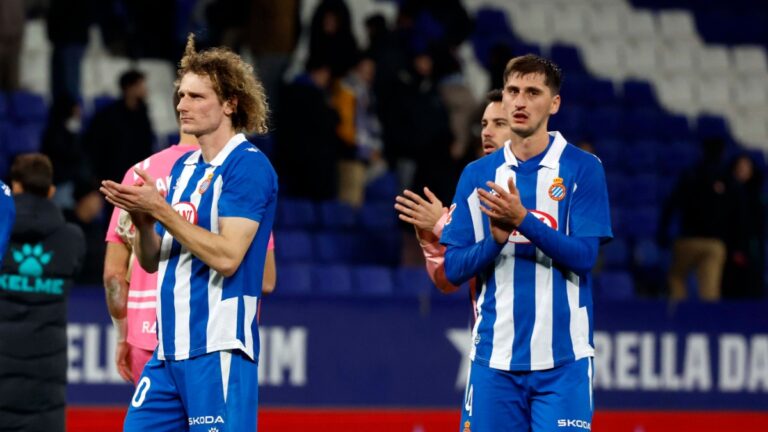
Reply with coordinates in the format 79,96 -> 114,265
64,180 -> 105,285
723,153 -> 766,298
83,70 -> 155,183
41,95 -> 88,209
47,0 -> 93,102
380,49 -> 455,204
0,0 -> 25,91
400,0 -> 471,50
576,139 -> 596,154
432,43 -> 476,162
275,57 -> 341,200
0,154 -> 85,432
309,0 -> 360,79
332,52 -> 384,207
248,0 -> 300,108
659,138 -> 728,302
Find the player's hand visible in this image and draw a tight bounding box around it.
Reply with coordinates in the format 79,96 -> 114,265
101,167 -> 163,228
477,177 -> 527,230
115,340 -> 133,383
395,187 -> 445,232
489,217 -> 512,245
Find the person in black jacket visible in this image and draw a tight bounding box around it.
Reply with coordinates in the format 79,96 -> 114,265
0,153 -> 85,432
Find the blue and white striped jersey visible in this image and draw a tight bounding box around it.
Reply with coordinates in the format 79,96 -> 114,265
155,134 -> 277,361
441,132 -> 612,372
0,181 -> 14,267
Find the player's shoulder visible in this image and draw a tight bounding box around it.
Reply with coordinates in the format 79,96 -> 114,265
225,141 -> 277,179
561,142 -> 604,169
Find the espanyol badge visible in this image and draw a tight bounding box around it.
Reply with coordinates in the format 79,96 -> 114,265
548,177 -> 566,201
198,173 -> 213,195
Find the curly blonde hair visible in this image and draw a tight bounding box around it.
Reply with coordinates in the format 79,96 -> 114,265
176,33 -> 268,134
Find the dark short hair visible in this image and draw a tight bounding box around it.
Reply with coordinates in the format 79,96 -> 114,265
10,153 -> 53,197
486,88 -> 503,103
119,70 -> 146,91
503,54 -> 562,95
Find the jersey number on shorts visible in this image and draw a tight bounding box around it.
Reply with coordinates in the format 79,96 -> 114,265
464,384 -> 474,417
131,377 -> 151,408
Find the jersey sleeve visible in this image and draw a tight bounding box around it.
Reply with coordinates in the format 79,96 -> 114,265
0,183 -> 15,267
105,167 -> 135,243
569,155 -> 613,241
440,165 -> 478,248
218,149 -> 277,223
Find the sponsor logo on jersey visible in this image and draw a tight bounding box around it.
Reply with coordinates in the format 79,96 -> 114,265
548,177 -> 566,201
173,201 -> 198,225
557,419 -> 591,430
507,210 -> 558,244
198,173 -> 214,195
188,415 -> 225,426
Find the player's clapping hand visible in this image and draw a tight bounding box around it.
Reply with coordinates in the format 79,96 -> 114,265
478,177 -> 528,231
395,187 -> 446,242
100,167 -> 163,228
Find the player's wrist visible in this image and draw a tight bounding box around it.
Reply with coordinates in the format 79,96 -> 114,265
111,316 -> 127,342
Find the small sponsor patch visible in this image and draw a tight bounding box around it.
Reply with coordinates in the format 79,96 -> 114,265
463,420 -> 471,432
548,177 -> 566,201
173,201 -> 198,225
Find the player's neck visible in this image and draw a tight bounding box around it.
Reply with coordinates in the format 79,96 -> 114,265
509,129 -> 550,162
198,126 -> 237,163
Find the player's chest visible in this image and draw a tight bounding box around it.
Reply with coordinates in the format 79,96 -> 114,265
169,165 -> 224,226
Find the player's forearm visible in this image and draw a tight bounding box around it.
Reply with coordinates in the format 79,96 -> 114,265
103,245 -> 130,319
154,204 -> 249,277
444,236 -> 506,286
418,235 -> 459,294
516,212 -> 599,275
262,250 -> 276,295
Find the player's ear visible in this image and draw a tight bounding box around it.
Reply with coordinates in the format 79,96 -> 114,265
550,94 -> 561,115
223,97 -> 237,116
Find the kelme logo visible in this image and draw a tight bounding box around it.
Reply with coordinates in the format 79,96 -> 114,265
13,243 -> 52,277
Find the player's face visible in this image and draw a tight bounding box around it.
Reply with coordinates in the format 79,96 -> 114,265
502,72 -> 560,138
480,101 -> 512,155
176,73 -> 235,137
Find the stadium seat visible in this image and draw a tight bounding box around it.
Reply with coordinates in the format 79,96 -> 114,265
622,81 -> 658,109
622,205 -> 659,239
9,91 -> 47,123
312,264 -> 352,296
394,266 -> 435,298
621,41 -> 658,79
276,198 -> 317,229
622,140 -> 660,174
274,230 -> 314,264
694,46 -> 731,78
585,107 -> 621,139
313,232 -> 361,264
633,237 -> 661,271
623,10 -> 656,43
550,45 -> 586,74
600,237 -> 629,270
353,266 -> 394,296
0,92 -> 7,120
274,263 -> 312,296
623,173 -> 659,207
2,123 -> 42,155
657,10 -> 699,44
318,200 -> 358,230
359,202 -> 398,229
594,139 -> 623,173
695,115 -> 730,140
596,270 -> 635,300
365,172 -> 399,202
622,108 -> 663,140
583,79 -> 617,107
732,45 -> 768,76
661,115 -> 693,140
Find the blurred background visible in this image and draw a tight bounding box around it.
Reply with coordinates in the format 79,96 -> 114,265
0,0 -> 767,430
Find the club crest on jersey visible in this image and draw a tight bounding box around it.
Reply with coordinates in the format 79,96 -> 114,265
198,173 -> 214,195
507,210 -> 558,244
173,201 -> 198,224
548,177 -> 566,201
463,420 -> 471,432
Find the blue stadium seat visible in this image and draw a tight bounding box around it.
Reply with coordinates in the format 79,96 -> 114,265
394,266 -> 435,298
633,237 -> 661,271
276,198 -> 317,229
696,115 -> 730,140
593,138 -> 623,172
312,264 -> 352,296
365,172 -> 399,202
659,140 -> 699,175
622,205 -> 659,239
550,44 -> 586,74
549,104 -> 585,138
274,230 -> 314,264
584,79 -> 616,107
622,174 -> 659,209
621,140 -> 659,174
585,107 -> 621,139
513,42 -> 542,57
0,92 -> 8,120
359,202 -> 398,229
622,108 -> 664,140
9,91 -> 47,123
596,270 -> 635,300
274,263 -> 312,296
318,200 -> 357,230
353,266 -> 394,296
605,172 -> 630,208
2,123 -> 42,155
622,80 -> 657,108
662,115 -> 692,140
600,237 -> 630,270
313,232 -> 361,264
